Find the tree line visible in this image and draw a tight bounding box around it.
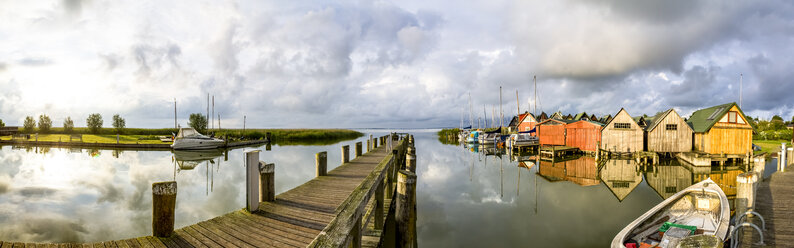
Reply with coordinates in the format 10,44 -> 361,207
0,112 -> 211,135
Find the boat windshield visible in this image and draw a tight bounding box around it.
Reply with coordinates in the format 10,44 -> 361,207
177,128 -> 204,138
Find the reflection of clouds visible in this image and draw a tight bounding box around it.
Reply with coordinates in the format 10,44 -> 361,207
0,216 -> 87,243
0,135 -> 382,243
412,132 -> 666,247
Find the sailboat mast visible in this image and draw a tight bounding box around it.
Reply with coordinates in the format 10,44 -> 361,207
499,86 -> 503,128
483,106 -> 487,128
740,73 -> 743,108
534,75 -> 537,116
469,93 -> 473,128
516,90 -> 520,117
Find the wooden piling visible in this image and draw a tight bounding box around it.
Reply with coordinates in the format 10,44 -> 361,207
396,170 -> 417,248
246,150 -> 261,212
316,151 -> 327,177
367,139 -> 371,152
355,142 -> 362,157
342,145 -> 350,164
259,162 -> 275,202
374,138 -> 378,148
152,181 -> 177,237
406,146 -> 416,172
736,172 -> 757,217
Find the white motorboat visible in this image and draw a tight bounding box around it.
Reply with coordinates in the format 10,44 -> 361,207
171,128 -> 225,150
611,178 -> 730,248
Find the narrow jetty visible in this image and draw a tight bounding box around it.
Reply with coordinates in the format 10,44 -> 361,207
0,139 -> 267,150
0,134 -> 416,248
739,171 -> 794,247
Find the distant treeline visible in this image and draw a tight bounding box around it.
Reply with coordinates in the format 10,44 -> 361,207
3,126 -> 364,142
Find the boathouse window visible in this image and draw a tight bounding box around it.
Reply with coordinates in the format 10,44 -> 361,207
612,182 -> 629,188
666,124 -> 677,131
614,123 -> 631,129
728,111 -> 738,123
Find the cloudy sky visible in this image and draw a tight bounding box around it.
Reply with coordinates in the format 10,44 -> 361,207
1,0 -> 793,128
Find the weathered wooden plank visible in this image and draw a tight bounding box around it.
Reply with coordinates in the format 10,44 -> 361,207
122,239 -> 141,248
208,216 -> 296,248
182,226 -> 227,248
142,237 -> 166,248
231,211 -> 318,240
223,213 -> 311,245
190,223 -> 244,248
172,229 -> 208,248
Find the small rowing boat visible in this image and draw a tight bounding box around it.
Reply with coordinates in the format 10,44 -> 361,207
611,178 -> 730,248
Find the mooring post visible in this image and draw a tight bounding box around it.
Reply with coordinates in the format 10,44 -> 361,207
246,150 -> 261,212
356,142 -> 362,157
316,151 -> 327,177
396,170 -> 417,248
342,145 -> 350,164
781,143 -> 787,172
736,172 -> 757,218
152,181 -> 177,237
406,146 -> 416,173
369,135 -> 373,150
266,132 -> 271,142
260,162 -> 275,202
374,137 -> 378,148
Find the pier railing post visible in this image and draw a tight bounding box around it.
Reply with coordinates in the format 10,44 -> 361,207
396,170 -> 417,248
356,142 -> 362,157
342,145 -> 350,164
736,172 -> 758,218
782,143 -> 787,172
369,135 -> 373,151
152,181 -> 177,237
260,162 -> 275,202
246,150 -> 261,212
406,146 -> 416,173
316,151 -> 327,177
352,216 -> 362,248
374,137 -> 378,148
375,177 -> 385,230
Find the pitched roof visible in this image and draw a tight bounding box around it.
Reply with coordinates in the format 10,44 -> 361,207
687,102 -> 751,133
508,116 -> 520,127
538,118 -> 577,125
632,116 -> 646,126
574,112 -> 588,120
645,109 -> 672,132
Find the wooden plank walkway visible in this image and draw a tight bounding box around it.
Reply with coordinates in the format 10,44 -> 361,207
740,171 -> 794,247
0,143 -> 394,248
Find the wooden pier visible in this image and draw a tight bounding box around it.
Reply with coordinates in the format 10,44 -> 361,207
539,145 -> 579,161
739,171 -> 794,247
0,134 -> 415,248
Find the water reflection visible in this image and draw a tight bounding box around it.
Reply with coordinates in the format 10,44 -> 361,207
416,133 -> 770,247
0,132 -> 384,243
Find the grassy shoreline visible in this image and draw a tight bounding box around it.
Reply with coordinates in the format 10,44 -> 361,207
0,128 -> 364,145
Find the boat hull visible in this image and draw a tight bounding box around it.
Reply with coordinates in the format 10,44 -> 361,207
611,178 -> 730,247
171,139 -> 226,150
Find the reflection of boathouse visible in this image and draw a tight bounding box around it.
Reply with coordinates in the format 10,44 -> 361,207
599,159 -> 642,201
644,165 -> 694,199
537,156 -> 599,186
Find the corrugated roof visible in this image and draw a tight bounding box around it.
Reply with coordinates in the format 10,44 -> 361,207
686,102 -> 751,133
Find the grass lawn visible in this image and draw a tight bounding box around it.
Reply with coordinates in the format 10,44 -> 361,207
753,139 -> 792,154
0,134 -> 169,144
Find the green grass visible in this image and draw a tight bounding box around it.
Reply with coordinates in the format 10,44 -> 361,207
753,139 -> 792,155
0,134 -> 167,144
1,128 -> 364,146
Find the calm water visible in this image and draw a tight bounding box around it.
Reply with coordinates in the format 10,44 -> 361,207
0,131 -> 392,243
413,131 -> 776,247
0,129 -> 778,246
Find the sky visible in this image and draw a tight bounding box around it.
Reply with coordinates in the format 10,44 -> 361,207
1,0 -> 793,128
